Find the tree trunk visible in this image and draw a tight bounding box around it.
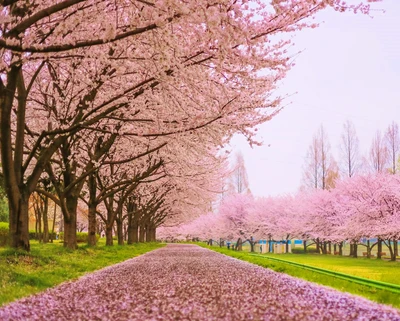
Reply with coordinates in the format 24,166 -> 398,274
87,173 -> 97,246
63,215 -> 77,250
235,238 -> 242,251
386,239 -> 396,262
339,242 -> 343,256
328,241 -> 332,254
250,240 -> 255,253
9,192 -> 30,251
353,242 -> 358,258
63,197 -> 78,249
105,225 -> 113,246
127,220 -> 139,244
145,226 -> 152,242
367,240 -> 371,258
334,243 -> 337,254
316,238 -> 321,254
139,225 -> 146,242
147,225 -> 156,242
377,238 -> 382,259
349,242 -> 354,256
394,239 -> 398,258
303,240 -> 307,253
1,67 -> 30,251
50,203 -> 57,243
117,219 -> 124,245
132,223 -> 139,243
42,197 -> 49,243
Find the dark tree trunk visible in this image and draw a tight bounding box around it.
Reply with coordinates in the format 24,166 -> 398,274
339,242 -> 343,256
352,242 -> 358,258
42,196 -> 49,243
145,225 -> 153,242
117,218 -> 124,245
63,197 -> 78,249
147,225 -> 156,242
235,238 -> 242,251
303,240 -> 307,253
349,242 -> 354,256
328,241 -> 331,254
1,67 -> 30,251
50,203 -> 57,243
394,239 -> 398,258
105,225 -> 113,246
132,224 -> 139,243
128,220 -> 139,244
334,243 -> 337,254
250,240 -> 255,253
139,225 -> 146,242
315,238 -> 321,254
87,173 -> 97,246
377,238 -> 382,259
367,240 -> 371,258
9,192 -> 30,251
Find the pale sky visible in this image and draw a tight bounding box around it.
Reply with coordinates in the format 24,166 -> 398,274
229,1 -> 400,197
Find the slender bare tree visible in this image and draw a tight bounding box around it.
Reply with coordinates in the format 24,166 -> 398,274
339,120 -> 360,178
385,121 -> 400,174
369,130 -> 388,173
228,152 -> 250,194
302,125 -> 337,190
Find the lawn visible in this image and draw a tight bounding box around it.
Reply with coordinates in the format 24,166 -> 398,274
261,252 -> 400,285
199,244 -> 400,309
0,240 -> 165,306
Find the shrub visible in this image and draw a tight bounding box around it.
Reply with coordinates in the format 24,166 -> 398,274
58,232 -> 99,243
28,230 -> 57,241
0,222 -> 9,246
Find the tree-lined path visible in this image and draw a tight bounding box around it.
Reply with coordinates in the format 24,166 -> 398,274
0,244 -> 399,321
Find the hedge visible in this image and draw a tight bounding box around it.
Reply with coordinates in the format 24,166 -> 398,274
59,232 -> 100,243
28,230 -> 57,241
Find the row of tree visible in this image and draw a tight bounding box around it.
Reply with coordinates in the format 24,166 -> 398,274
161,172 -> 400,261
303,121 -> 399,190
0,1 -> 377,251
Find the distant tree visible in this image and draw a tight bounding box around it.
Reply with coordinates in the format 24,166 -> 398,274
302,125 -> 337,190
385,121 -> 400,174
228,152 -> 250,195
339,120 -> 360,178
369,130 -> 388,173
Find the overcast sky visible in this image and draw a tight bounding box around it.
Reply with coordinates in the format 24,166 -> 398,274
229,1 -> 400,197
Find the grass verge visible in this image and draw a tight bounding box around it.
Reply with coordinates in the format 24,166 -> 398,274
198,244 -> 400,309
0,240 -> 165,306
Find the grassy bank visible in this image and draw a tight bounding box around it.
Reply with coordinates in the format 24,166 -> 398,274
199,244 -> 400,309
0,240 -> 165,306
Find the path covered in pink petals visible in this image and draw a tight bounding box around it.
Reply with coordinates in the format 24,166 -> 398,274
1,244 -> 399,321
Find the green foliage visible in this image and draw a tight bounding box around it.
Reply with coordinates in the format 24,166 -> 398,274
199,243 -> 400,309
0,240 -> 165,306
58,232 -> 100,243
0,222 -> 8,246
28,231 -> 57,241
0,196 -> 8,223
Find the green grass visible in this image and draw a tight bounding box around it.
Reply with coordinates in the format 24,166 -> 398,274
0,239 -> 165,306
260,252 -> 400,285
199,244 -> 400,309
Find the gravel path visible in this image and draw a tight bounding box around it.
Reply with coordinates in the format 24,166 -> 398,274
1,244 -> 399,321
